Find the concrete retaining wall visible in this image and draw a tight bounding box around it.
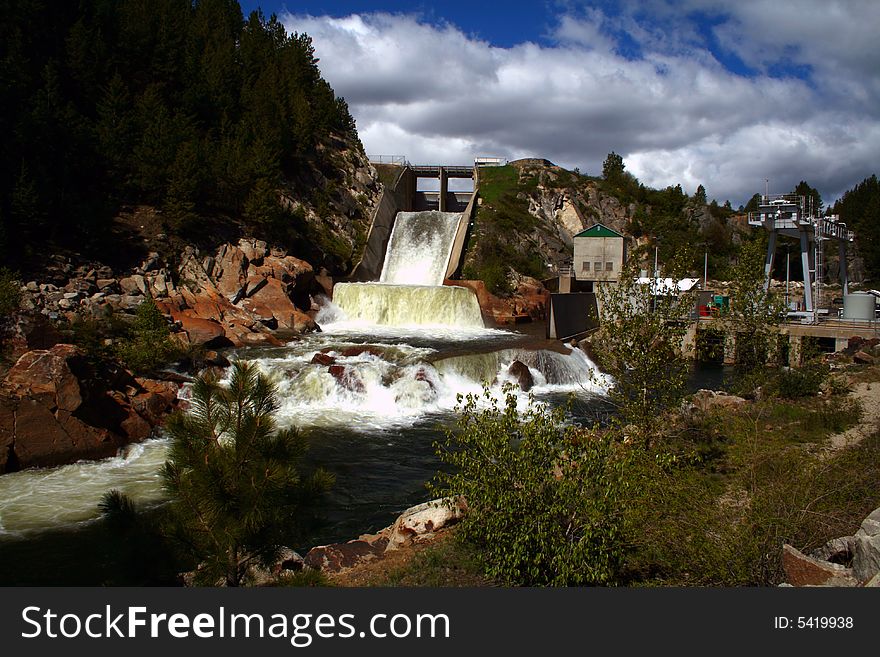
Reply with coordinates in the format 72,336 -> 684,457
444,190 -> 478,280
350,187 -> 399,282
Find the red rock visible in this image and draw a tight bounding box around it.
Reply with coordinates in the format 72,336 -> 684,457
12,398 -> 77,469
0,398 -> 15,472
854,351 -> 874,365
340,346 -> 384,358
131,391 -> 171,425
240,278 -> 302,331
212,244 -> 248,298
120,410 -> 153,442
508,360 -> 534,392
782,544 -> 859,586
4,344 -> 84,412
303,537 -> 389,573
176,312 -> 227,347
311,353 -> 336,366
328,365 -> 365,393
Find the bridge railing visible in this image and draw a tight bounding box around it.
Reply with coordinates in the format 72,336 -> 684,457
369,155 -> 409,165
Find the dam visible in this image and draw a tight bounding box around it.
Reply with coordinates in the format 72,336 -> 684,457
0,160 -> 609,582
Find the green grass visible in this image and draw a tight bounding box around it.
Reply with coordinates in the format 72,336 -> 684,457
477,165 -> 519,204
373,533 -> 493,587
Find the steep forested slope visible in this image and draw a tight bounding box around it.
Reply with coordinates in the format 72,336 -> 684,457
0,0 -> 377,274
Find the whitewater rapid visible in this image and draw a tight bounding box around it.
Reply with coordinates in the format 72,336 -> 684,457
0,322 -> 609,535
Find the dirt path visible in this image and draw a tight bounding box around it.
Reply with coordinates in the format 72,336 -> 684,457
826,381 -> 880,452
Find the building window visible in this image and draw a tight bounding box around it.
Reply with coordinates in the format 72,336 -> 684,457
606,261 -> 613,271
595,262 -> 602,272
582,261 -> 590,271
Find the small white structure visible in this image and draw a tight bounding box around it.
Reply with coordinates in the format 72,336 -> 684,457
635,277 -> 701,295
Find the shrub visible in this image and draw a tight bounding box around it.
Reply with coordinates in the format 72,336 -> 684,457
115,298 -> 182,373
0,268 -> 21,318
432,387 -> 634,586
773,363 -> 829,399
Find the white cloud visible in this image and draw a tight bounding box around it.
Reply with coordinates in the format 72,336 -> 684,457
283,5 -> 878,206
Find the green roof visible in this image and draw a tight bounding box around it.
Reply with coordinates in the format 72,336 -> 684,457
574,223 -> 623,239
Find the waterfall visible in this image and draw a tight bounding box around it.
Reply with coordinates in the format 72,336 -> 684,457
333,209 -> 479,329
332,282 -> 483,328
379,211 -> 463,286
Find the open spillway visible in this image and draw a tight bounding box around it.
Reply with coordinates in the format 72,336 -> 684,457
379,211 -> 463,286
335,209 -> 475,329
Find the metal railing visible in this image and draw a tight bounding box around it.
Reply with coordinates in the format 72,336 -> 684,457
369,155 -> 409,165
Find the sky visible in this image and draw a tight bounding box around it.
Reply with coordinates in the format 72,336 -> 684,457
240,1 -> 880,207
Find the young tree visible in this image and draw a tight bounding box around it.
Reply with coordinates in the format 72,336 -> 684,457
115,298 -> 182,374
602,151 -> 625,183
162,361 -> 332,586
594,248 -> 697,445
726,238 -> 785,383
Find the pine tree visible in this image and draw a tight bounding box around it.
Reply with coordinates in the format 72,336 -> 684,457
161,361 -> 333,586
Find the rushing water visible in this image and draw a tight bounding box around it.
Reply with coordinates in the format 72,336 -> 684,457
379,211 -> 463,286
0,312 -> 613,583
0,210 -> 610,583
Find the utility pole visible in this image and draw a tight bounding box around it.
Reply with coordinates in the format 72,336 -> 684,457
703,249 -> 708,289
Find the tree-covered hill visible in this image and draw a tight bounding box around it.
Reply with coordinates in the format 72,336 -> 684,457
833,175 -> 880,281
1,0 -> 375,273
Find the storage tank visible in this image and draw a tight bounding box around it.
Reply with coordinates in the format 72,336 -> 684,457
843,293 -> 876,321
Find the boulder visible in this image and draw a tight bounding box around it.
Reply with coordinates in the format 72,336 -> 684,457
211,243 -> 249,298
310,353 -> 336,366
0,346 -> 181,473
853,351 -> 875,365
507,360 -> 534,392
0,398 -> 17,472
690,389 -> 747,412
328,365 -> 365,393
202,351 -> 231,368
12,398 -> 80,467
853,507 -> 880,583
175,312 -> 228,347
4,344 -> 84,412
240,278 -> 314,332
119,275 -> 147,296
340,346 -> 385,358
810,536 -> 855,565
243,275 -> 268,298
385,497 -> 466,551
237,238 -> 268,265
782,544 -> 859,586
304,536 -> 389,573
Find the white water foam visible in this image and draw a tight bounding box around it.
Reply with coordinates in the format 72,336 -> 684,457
379,211 -> 463,286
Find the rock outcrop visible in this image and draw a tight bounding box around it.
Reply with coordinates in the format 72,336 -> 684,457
18,237 -> 328,350
0,344 -> 180,473
444,278 -> 549,325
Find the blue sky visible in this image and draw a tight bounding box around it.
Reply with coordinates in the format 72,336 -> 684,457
238,1 -> 879,205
